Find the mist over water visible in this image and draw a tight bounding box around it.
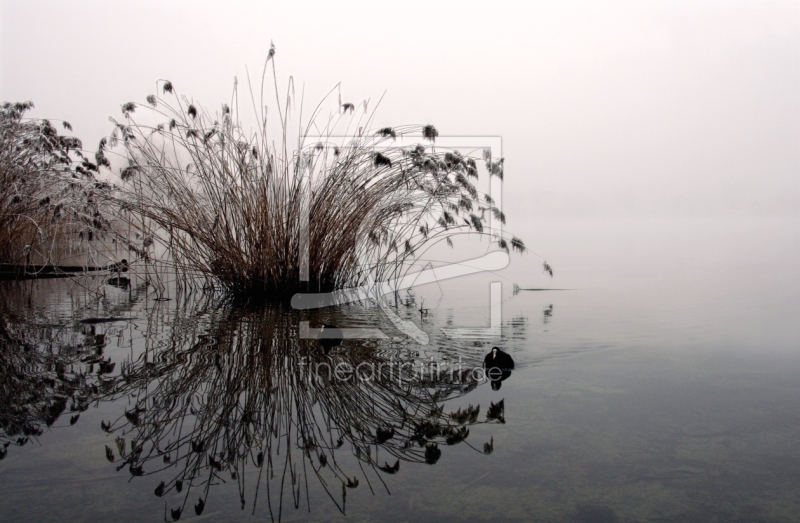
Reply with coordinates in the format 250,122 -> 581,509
1,215 -> 798,522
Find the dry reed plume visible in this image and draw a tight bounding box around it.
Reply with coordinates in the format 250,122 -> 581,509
103,47 -> 528,297
0,102 -> 120,274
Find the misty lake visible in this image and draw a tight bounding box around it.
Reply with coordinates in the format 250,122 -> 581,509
1,216 -> 798,523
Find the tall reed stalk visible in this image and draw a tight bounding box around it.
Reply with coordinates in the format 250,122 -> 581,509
104,50 -> 527,297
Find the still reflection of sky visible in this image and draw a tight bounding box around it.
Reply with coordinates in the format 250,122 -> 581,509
0,217 -> 798,522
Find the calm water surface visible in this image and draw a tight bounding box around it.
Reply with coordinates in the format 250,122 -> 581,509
1,217 -> 798,522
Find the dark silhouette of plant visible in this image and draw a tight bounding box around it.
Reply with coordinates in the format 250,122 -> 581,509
100,48 -> 540,297
0,101 -> 122,272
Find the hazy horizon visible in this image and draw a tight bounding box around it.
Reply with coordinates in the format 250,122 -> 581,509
2,0 -> 797,225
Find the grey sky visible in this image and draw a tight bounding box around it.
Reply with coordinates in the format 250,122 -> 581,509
2,0 -> 798,220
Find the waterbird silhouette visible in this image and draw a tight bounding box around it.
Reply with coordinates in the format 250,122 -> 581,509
484,347 -> 514,391
483,347 -> 514,372
318,324 -> 343,354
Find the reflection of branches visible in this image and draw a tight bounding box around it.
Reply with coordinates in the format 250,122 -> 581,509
0,319 -> 94,453
98,296 -> 501,522
0,280 -> 506,520
0,279 -> 147,457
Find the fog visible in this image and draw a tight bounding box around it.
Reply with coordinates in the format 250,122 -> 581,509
1,6 -> 799,521
2,0 -> 798,225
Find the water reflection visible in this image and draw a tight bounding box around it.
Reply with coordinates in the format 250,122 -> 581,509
543,304 -> 553,324
1,281 -> 509,521
102,298 -> 506,520
0,280 -> 148,457
317,323 -> 343,354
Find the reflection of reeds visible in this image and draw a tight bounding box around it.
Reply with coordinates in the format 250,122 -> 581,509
0,318 -> 93,453
0,279 -> 147,455
96,295 -> 501,521
104,50 -> 526,296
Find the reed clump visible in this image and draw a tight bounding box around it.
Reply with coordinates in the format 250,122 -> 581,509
104,51 -> 527,297
0,102 -> 118,272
